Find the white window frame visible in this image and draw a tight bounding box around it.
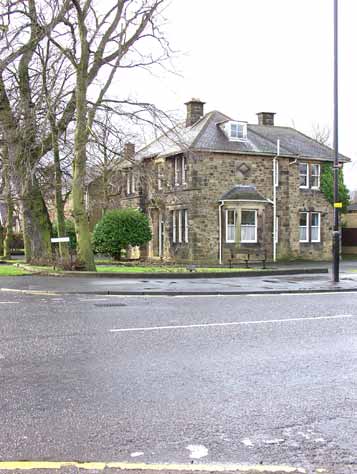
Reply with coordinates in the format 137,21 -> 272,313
158,165 -> 163,190
131,173 -> 136,194
229,121 -> 247,141
299,212 -> 309,242
240,209 -> 257,243
172,210 -> 176,243
311,212 -> 321,243
126,172 -> 131,195
182,155 -> 187,184
178,209 -> 182,243
174,156 -> 179,186
299,163 -> 309,189
184,209 -> 188,243
225,209 -> 236,243
311,164 -> 320,190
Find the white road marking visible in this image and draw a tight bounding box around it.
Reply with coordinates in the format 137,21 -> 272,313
263,439 -> 285,445
241,438 -> 254,447
78,298 -> 110,302
186,445 -> 208,459
0,302 -> 19,304
110,314 -> 354,333
130,452 -> 144,458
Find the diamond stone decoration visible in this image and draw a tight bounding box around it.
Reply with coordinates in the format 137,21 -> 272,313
237,162 -> 250,176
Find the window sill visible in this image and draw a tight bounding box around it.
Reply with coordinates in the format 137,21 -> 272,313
240,240 -> 258,244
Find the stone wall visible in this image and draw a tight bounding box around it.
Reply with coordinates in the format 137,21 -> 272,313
87,150 -> 333,263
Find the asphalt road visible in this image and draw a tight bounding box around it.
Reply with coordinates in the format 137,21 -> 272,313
0,291 -> 357,473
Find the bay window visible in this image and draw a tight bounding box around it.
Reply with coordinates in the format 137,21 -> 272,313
225,210 -> 236,243
240,210 -> 257,243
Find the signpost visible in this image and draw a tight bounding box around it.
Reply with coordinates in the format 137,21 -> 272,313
51,237 -> 70,243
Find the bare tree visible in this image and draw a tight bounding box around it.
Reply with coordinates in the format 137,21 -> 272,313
51,0 -> 170,270
0,0 -> 75,263
311,123 -> 331,146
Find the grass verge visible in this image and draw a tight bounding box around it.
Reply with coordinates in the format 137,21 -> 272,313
0,265 -> 30,276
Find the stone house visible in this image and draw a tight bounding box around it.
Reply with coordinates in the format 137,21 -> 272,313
88,99 -> 349,264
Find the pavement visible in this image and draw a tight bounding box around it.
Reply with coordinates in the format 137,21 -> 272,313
0,291 -> 357,473
1,260 -> 357,296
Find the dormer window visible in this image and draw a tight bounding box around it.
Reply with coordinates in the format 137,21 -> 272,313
225,121 -> 247,141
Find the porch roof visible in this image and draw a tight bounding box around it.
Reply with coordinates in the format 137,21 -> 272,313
219,185 -> 271,203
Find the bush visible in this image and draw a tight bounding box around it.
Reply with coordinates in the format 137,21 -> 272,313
92,209 -> 152,260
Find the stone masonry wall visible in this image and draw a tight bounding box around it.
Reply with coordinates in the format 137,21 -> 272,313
88,151 -> 333,263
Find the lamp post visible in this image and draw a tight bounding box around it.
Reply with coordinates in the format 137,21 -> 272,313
333,0 -> 340,283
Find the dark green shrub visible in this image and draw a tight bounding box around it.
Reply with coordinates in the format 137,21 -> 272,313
92,209 -> 152,259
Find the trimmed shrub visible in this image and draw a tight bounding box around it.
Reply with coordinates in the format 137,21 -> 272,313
321,163 -> 350,212
92,209 -> 152,260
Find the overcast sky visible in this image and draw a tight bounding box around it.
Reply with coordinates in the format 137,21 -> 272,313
123,0 -> 357,190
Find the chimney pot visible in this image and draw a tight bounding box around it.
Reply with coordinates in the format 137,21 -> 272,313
257,112 -> 276,126
185,98 -> 205,127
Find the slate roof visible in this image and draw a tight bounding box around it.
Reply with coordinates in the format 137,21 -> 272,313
137,110 -> 350,163
220,185 -> 272,202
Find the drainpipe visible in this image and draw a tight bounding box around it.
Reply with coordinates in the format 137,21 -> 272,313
273,140 -> 280,262
219,201 -> 224,264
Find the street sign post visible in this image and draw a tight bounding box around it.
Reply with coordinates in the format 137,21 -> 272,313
51,237 -> 70,243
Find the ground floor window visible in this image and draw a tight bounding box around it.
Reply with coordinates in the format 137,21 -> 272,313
171,209 -> 188,244
299,212 -> 309,242
240,210 -> 257,243
299,211 -> 321,243
311,212 -> 321,242
225,209 -> 236,243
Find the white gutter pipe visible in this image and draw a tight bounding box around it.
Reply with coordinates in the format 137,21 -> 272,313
219,201 -> 224,264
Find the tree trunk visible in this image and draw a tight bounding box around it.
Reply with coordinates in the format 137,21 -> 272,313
2,145 -> 13,259
21,173 -> 53,264
72,56 -> 96,271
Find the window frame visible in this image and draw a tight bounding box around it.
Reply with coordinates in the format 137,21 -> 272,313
311,212 -> 321,243
229,121 -> 247,141
172,210 -> 176,243
240,209 -> 257,243
182,155 -> 187,185
299,212 -> 309,243
225,209 -> 236,243
184,209 -> 188,243
126,171 -> 131,195
311,164 -> 320,190
299,163 -> 309,189
178,209 -> 183,243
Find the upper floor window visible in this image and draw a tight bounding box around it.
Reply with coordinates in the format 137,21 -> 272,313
174,155 -> 187,186
126,170 -> 136,195
299,163 -> 309,188
241,210 -> 257,243
229,121 -> 247,141
157,164 -> 164,190
311,164 -> 320,189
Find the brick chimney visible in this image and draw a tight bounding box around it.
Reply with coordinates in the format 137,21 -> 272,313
257,112 -> 276,126
123,142 -> 135,161
185,98 -> 205,127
